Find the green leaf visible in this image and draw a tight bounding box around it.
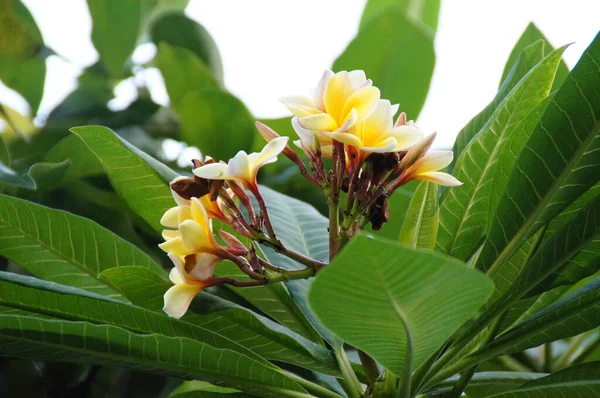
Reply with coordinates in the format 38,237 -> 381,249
359,0 -> 440,34
0,0 -> 45,112
307,234 -> 493,375
0,194 -> 162,300
0,271 -> 274,365
155,42 -> 219,105
399,181 -> 438,249
99,266 -> 340,375
450,40 -> 547,168
174,89 -> 255,160
0,315 -> 306,397
0,55 -> 46,113
70,125 -> 174,234
457,196 -> 600,359
0,135 -> 9,165
151,13 -> 223,85
477,32 -> 600,276
0,160 -> 70,190
333,4 -> 435,119
500,23 -> 569,93
545,182 -> 600,237
44,135 -> 104,181
425,371 -> 547,397
171,380 -> 240,396
437,46 -> 566,261
87,0 -> 140,78
482,363 -> 600,397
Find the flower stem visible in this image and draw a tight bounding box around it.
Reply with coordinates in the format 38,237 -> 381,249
256,232 -> 327,270
249,184 -> 277,238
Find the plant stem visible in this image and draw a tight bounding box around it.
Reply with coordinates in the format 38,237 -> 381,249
286,373 -> 346,398
256,232 -> 327,270
334,347 -> 363,398
249,184 -> 277,238
328,185 -> 340,260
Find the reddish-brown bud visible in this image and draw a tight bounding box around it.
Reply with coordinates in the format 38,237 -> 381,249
369,195 -> 390,231
170,176 -> 210,200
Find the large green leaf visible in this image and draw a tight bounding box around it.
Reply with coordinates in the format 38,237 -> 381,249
155,42 -> 219,105
0,194 -> 162,299
451,196 -> 600,364
476,32 -> 600,277
307,234 -> 493,376
0,315 -> 306,397
437,47 -> 566,261
483,363 -> 600,397
87,0 -> 140,78
333,4 -> 434,119
174,89 -> 255,160
151,13 -> 223,84
0,271 -> 269,364
450,40 -> 548,169
500,23 -> 569,93
359,0 -> 440,34
70,125 -> 174,234
99,266 -> 340,375
399,181 -> 438,249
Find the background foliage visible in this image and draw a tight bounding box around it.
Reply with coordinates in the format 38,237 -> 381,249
0,0 -> 598,397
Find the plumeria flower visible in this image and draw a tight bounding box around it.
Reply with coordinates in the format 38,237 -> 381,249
159,195 -> 227,319
402,150 -> 463,186
281,70 -> 380,155
163,253 -> 221,319
325,100 -> 423,163
193,137 -> 288,188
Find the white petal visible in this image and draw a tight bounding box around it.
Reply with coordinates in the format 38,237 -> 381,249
348,70 -> 367,89
279,95 -> 318,117
160,206 -> 180,228
312,69 -> 334,112
168,254 -> 190,284
292,116 -> 315,146
188,252 -> 219,280
416,150 -> 454,174
163,283 -> 202,319
325,131 -> 364,148
193,163 -> 229,180
179,219 -> 211,251
226,151 -> 251,181
388,125 -> 423,151
416,172 -> 463,186
249,136 -> 288,169
299,113 -> 338,131
361,137 -> 398,153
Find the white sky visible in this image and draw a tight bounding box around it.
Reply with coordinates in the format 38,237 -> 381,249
2,0 -> 599,148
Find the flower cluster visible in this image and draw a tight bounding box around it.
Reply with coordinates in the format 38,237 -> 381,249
159,69 -> 461,318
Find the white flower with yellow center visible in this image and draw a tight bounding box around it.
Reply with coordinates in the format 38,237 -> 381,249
325,100 -> 423,163
159,194 -> 225,318
192,137 -> 288,187
403,150 -> 463,186
281,69 -> 381,155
